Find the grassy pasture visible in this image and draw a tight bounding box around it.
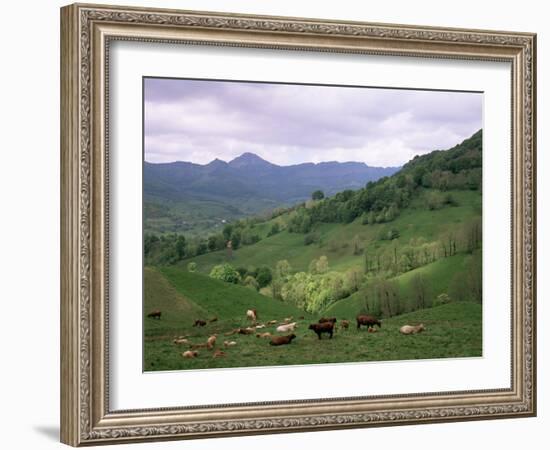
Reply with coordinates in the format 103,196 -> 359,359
144,268 -> 482,371
325,253 -> 472,317
181,189 -> 481,275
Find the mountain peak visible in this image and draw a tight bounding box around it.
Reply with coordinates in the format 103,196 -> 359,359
206,158 -> 227,165
229,152 -> 275,168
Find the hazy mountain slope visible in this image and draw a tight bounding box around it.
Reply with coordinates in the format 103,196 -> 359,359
144,153 -> 399,234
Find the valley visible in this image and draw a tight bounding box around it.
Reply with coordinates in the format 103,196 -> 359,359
143,130 -> 483,371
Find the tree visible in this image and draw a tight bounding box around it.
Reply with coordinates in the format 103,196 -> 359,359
434,293 -> 451,306
384,204 -> 399,222
275,260 -> 292,279
352,235 -> 362,255
315,256 -> 329,274
222,224 -> 233,241
175,235 -> 186,260
236,266 -> 248,278
209,263 -> 241,284
377,279 -> 401,317
208,234 -> 225,252
367,211 -> 376,225
312,190 -> 325,200
243,275 -> 259,291
231,230 -> 242,249
267,222 -> 280,236
411,274 -> 429,310
144,234 -> 159,257
345,268 -> 363,294
196,240 -> 207,256
426,191 -> 445,210
256,266 -> 273,288
304,232 -> 319,246
462,217 -> 482,253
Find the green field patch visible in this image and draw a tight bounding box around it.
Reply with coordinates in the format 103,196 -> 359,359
181,189 -> 481,278
144,271 -> 482,372
325,253 -> 471,318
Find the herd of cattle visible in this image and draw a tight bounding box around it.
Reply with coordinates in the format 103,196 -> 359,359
147,308 -> 426,361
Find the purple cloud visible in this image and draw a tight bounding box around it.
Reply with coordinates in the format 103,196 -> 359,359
144,78 -> 482,167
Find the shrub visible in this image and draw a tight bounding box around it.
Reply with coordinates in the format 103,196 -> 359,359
259,286 -> 273,297
187,262 -> 197,272
209,263 -> 241,284
267,222 -> 280,236
434,293 -> 451,307
426,191 -> 445,210
304,232 -> 320,246
378,227 -> 400,241
256,266 -> 273,288
243,275 -> 259,291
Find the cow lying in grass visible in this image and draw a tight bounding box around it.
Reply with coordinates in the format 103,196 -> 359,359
269,334 -> 296,346
147,310 -> 161,319
206,335 -> 217,349
182,350 -> 198,358
400,324 -> 425,335
356,314 -> 382,330
276,322 -> 297,333
226,327 -> 256,336
309,322 -> 334,339
193,319 -> 207,327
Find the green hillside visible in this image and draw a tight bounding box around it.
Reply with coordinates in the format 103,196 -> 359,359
144,267 -> 207,337
143,130 -> 483,371
145,272 -> 482,371
158,267 -> 310,320
183,189 -> 480,275
325,253 -> 471,317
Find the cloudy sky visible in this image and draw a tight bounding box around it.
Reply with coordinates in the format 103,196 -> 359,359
144,78 -> 482,167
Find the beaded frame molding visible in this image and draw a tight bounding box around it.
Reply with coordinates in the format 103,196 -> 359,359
60,3 -> 536,446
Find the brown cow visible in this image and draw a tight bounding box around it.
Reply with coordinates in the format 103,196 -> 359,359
147,310 -> 161,319
182,350 -> 198,358
356,314 -> 382,330
309,322 -> 334,339
238,327 -> 256,335
340,319 -> 350,330
206,335 -> 217,349
246,309 -> 258,322
269,334 -> 296,346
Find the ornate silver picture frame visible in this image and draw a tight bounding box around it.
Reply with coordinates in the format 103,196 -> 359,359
60,3 -> 536,446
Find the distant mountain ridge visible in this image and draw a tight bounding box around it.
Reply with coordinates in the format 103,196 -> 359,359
145,153 -> 399,204
144,153 -> 399,234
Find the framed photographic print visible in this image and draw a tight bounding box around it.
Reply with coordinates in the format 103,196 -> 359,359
60,3 -> 537,446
